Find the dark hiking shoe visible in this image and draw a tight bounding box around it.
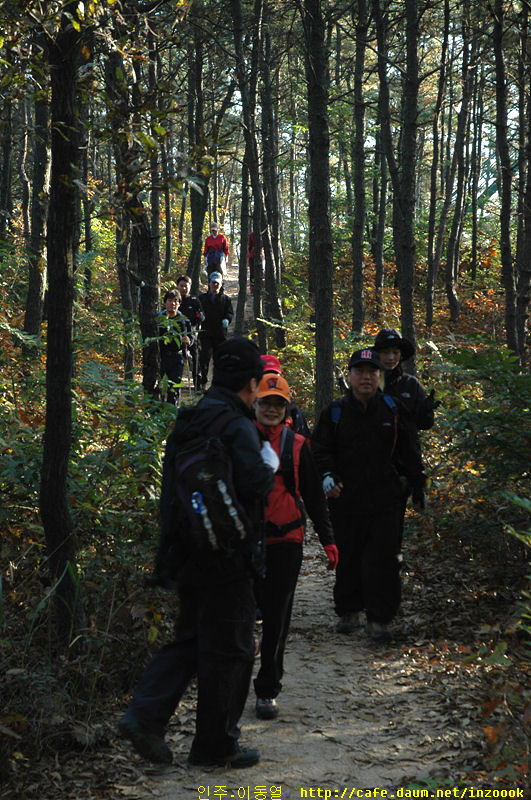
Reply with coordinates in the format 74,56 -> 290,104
188,745 -> 260,769
335,612 -> 361,633
118,716 -> 173,765
366,621 -> 392,643
255,697 -> 279,720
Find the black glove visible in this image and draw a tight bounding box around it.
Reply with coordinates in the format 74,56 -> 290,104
411,486 -> 426,510
424,389 -> 442,412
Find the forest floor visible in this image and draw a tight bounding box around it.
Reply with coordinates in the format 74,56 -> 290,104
2,264 -> 529,800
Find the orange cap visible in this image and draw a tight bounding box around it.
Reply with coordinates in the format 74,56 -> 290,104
257,372 -> 290,401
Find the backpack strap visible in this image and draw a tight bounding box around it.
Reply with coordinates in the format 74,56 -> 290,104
266,426 -> 305,538
330,398 -> 343,425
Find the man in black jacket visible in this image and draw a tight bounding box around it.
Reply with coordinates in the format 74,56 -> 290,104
176,275 -> 204,390
312,348 -> 426,643
198,271 -> 234,391
118,338 -> 276,769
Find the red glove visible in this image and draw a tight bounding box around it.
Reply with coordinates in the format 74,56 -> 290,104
324,544 -> 339,571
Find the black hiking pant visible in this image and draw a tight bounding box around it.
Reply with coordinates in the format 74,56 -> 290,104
123,577 -> 256,760
330,503 -> 401,624
198,332 -> 224,388
253,542 -> 303,700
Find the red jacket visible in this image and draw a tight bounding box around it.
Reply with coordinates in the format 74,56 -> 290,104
255,421 -> 335,547
203,233 -> 229,256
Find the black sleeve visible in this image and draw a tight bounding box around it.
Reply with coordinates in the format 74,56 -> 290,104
416,386 -> 434,430
298,441 -> 335,546
395,413 -> 426,493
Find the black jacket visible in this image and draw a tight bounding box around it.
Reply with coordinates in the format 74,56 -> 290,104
199,290 -> 234,340
383,367 -> 434,430
311,390 -> 425,513
157,386 -> 275,586
179,295 -> 204,335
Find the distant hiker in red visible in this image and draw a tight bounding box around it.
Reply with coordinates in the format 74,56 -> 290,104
203,222 -> 229,277
252,372 -> 338,721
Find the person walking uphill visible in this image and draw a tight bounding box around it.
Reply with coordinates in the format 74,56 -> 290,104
158,289 -> 192,406
252,372 -> 338,721
118,338 -> 277,769
198,272 -> 233,391
311,348 -> 426,643
203,221 -> 229,277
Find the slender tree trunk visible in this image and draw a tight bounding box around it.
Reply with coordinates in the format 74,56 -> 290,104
235,142 -> 251,337
24,68 -> 51,338
426,0 -> 449,329
371,120 -> 387,319
445,4 -> 474,324
494,0 -> 518,352
470,62 -> 484,283
40,10 -> 84,647
19,100 -> 31,248
0,101 -> 13,245
302,0 -> 334,415
516,3 -> 530,367
351,0 -> 367,335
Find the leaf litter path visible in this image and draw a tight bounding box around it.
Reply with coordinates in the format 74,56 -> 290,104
116,534 -> 488,800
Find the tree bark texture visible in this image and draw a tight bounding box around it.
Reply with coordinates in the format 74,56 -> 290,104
351,0 -> 368,335
494,0 -> 518,353
40,12 -> 83,647
303,0 -> 335,415
24,72 -> 50,338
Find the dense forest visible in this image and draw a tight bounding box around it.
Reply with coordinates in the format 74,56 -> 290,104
0,0 -> 529,797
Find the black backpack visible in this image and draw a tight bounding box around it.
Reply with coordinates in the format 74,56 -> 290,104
172,408 -> 253,554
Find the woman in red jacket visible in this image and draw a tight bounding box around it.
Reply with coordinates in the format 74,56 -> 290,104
253,372 -> 338,720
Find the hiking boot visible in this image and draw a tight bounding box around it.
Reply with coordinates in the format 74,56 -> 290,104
366,620 -> 392,643
335,612 -> 360,633
255,697 -> 279,720
188,744 -> 260,769
118,715 -> 173,765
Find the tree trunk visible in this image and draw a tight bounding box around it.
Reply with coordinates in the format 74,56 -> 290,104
40,10 -> 84,647
426,0 -> 449,329
235,142 -> 251,337
0,101 -> 13,245
494,0 -> 518,352
516,2 -> 530,367
351,0 -> 368,336
445,4 -> 473,325
302,0 -> 335,415
24,70 -> 50,338
370,120 -> 387,319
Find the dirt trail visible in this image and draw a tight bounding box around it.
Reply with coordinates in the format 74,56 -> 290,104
115,537 -> 482,799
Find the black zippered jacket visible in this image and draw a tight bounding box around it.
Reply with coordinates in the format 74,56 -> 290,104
311,390 -> 425,513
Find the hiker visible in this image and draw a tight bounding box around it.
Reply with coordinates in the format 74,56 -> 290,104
176,275 -> 204,391
158,289 -> 192,406
311,348 -> 426,643
260,354 -> 311,437
372,328 -> 440,548
118,337 -> 277,769
372,328 -> 440,431
198,272 -> 233,392
252,372 -> 338,720
203,221 -> 229,277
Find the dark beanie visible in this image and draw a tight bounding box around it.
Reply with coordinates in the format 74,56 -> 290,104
213,337 -> 264,391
